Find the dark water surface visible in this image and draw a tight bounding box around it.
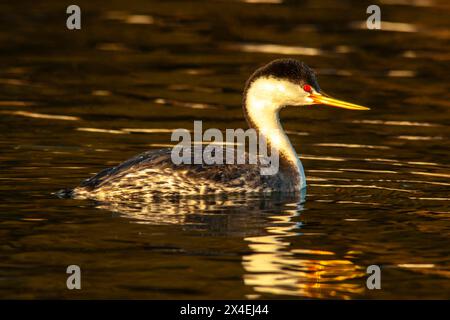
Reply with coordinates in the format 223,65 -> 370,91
0,0 -> 449,299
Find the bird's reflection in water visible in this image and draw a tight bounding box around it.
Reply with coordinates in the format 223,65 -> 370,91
243,206 -> 365,299
95,190 -> 365,299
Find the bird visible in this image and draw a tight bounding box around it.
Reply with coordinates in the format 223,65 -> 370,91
60,59 -> 369,201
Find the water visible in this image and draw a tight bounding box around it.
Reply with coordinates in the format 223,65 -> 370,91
0,0 -> 449,299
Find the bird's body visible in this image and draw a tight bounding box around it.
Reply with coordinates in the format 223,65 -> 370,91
64,59 -> 368,201
70,148 -> 298,201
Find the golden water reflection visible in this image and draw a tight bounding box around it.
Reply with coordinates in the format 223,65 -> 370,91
242,203 -> 365,299
91,192 -> 366,299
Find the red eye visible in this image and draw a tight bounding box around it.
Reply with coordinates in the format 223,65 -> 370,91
303,84 -> 312,93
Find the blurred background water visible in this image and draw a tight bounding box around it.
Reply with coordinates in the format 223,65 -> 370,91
0,0 -> 449,299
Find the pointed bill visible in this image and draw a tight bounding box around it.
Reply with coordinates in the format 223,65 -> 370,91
310,93 -> 370,110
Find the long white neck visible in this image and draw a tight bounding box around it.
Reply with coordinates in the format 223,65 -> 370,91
244,77 -> 306,189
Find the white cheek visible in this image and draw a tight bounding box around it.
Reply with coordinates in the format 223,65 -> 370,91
246,77 -> 316,111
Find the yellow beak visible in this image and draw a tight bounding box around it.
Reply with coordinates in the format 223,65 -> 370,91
310,93 -> 370,110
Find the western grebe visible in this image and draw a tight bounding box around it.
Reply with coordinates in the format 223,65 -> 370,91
62,59 -> 369,201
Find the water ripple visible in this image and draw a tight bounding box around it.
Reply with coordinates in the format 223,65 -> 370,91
1,110 -> 80,121
315,143 -> 390,150
351,120 -> 440,127
225,43 -> 322,56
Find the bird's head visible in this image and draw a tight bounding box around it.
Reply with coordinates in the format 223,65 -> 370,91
244,59 -> 370,112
